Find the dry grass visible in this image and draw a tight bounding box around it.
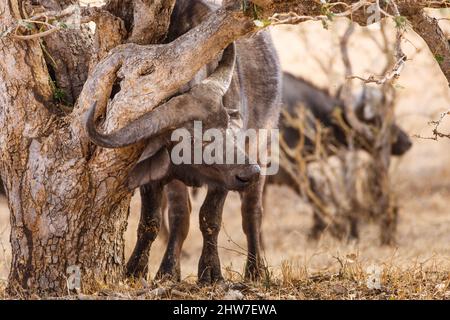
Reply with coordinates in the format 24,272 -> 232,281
1,8 -> 450,299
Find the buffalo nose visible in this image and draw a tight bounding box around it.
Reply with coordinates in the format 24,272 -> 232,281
235,165 -> 261,184
392,136 -> 413,156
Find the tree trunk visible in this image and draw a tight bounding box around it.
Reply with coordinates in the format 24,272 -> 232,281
7,172 -> 132,295
0,0 -> 176,296
0,32 -> 132,295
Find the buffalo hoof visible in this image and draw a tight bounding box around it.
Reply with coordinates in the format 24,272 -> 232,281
198,254 -> 223,285
126,255 -> 149,280
244,258 -> 264,282
155,258 -> 181,282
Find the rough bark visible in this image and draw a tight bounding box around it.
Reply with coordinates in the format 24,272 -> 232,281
0,19 -> 130,296
104,0 -> 176,44
38,0 -> 94,105
409,11 -> 450,84
128,0 -> 176,45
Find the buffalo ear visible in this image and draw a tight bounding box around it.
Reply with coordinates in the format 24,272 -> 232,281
138,136 -> 167,162
127,147 -> 171,190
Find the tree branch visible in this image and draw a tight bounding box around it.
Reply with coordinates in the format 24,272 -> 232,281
409,10 -> 450,84
104,0 -> 176,45
257,1 -> 449,83
127,0 -> 176,45
0,1 -> 56,136
71,5 -> 256,171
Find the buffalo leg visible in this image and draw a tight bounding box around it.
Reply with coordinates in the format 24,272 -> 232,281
308,210 -> 327,241
156,180 -> 191,281
348,216 -> 359,241
380,205 -> 398,246
198,187 -> 228,284
259,182 -> 268,251
158,193 -> 170,245
307,176 -> 329,241
240,177 -> 265,281
126,182 -> 164,279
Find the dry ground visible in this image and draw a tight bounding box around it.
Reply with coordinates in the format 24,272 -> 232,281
1,6 -> 450,299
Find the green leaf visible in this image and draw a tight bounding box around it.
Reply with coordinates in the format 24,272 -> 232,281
321,5 -> 334,19
20,21 -> 34,30
435,54 -> 444,65
49,78 -> 67,103
254,19 -> 271,28
393,16 -> 408,29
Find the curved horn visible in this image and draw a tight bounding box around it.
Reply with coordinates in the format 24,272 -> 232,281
85,94 -> 205,148
201,43 -> 236,95
85,43 -> 237,149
